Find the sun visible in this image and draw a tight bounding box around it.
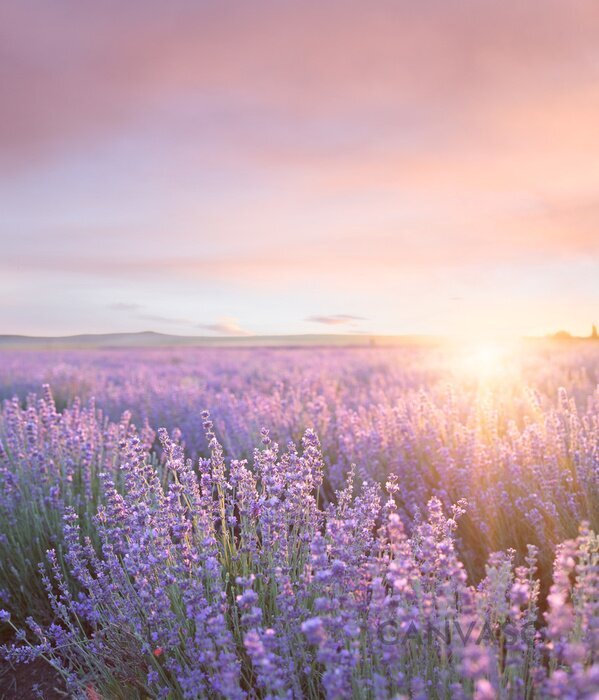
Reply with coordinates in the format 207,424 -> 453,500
467,343 -> 506,376
451,340 -> 513,381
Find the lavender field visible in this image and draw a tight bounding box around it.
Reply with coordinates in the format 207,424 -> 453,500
0,342 -> 597,699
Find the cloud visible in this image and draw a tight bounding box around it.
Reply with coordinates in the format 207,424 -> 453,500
197,317 -> 251,336
110,303 -> 191,325
2,2 -> 599,276
2,1 -> 599,172
1,1 -> 598,336
137,313 -> 191,326
109,302 -> 142,311
110,303 -> 193,327
305,314 -> 366,325
3,208 -> 597,294
109,305 -> 252,334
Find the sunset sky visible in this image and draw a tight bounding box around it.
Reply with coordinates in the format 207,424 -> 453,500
1,1 -> 598,337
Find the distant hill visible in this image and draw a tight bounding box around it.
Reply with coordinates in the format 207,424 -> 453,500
548,329 -> 599,341
0,331 -> 440,350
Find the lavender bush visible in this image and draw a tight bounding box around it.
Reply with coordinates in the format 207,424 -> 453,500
1,345 -> 597,576
0,386 -> 155,624
0,343 -> 597,698
1,421 -> 597,698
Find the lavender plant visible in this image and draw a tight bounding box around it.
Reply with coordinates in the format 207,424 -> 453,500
0,386 -> 154,624
0,343 -> 597,697
1,346 -> 597,585
1,420 -> 596,698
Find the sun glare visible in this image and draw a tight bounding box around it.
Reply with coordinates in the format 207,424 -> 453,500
451,341 -> 513,380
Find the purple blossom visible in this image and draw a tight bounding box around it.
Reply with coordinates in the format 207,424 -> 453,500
0,347 -> 598,698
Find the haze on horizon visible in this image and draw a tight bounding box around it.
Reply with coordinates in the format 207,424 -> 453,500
1,1 -> 598,339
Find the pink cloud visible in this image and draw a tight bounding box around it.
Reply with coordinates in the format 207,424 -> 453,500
197,317 -> 251,336
305,314 -> 366,326
2,1 -> 599,169
1,0 -> 598,338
